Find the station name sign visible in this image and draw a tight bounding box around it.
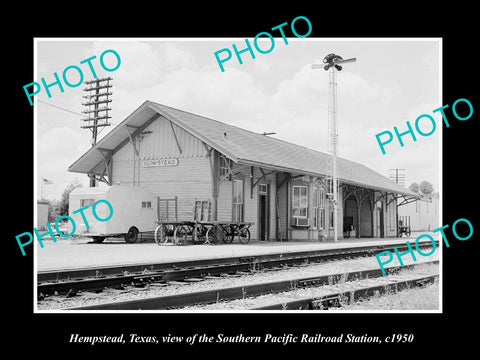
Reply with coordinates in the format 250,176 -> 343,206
142,158 -> 179,167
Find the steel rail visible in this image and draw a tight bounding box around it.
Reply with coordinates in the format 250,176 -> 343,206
38,241 -> 438,297
253,273 -> 439,310
67,260 -> 439,310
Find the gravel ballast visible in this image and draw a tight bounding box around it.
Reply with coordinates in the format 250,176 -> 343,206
37,250 -> 439,311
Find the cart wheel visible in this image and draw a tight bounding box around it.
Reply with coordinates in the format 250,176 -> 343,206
205,226 -> 214,244
222,227 -> 235,244
174,225 -> 187,246
206,225 -> 222,245
193,224 -> 204,244
406,228 -> 411,237
154,224 -> 166,245
238,228 -> 251,244
125,227 -> 139,243
205,226 -> 217,244
93,236 -> 105,243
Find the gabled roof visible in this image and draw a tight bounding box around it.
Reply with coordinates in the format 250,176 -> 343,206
68,100 -> 418,197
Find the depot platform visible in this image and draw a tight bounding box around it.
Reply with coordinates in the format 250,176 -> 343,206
35,231 -> 439,272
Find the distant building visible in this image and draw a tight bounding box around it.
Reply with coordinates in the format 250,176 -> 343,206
37,200 -> 49,230
398,194 -> 439,231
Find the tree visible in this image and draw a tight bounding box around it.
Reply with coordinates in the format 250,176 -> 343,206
419,181 -> 434,196
47,199 -> 60,223
57,179 -> 82,217
408,182 -> 419,193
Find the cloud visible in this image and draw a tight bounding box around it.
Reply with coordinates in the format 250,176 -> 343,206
37,39 -> 441,200
88,41 -> 198,90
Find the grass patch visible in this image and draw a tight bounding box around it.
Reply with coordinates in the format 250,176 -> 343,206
338,280 -> 439,310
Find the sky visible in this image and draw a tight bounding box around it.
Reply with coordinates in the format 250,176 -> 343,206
34,38 -> 441,201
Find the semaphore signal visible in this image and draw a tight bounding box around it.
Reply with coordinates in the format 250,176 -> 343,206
312,53 -> 356,242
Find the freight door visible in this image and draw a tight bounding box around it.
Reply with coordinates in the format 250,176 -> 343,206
376,201 -> 384,238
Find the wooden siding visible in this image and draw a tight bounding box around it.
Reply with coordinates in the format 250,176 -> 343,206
268,176 -> 277,239
215,164 -> 277,240
217,180 -> 232,222
249,167 -> 277,240
113,116 -> 207,161
111,116 -> 212,221
276,173 -> 289,241
386,194 -> 397,237
234,165 -> 274,240
106,113 -> 399,241
243,170 -> 257,237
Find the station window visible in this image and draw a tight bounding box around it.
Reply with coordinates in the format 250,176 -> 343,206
233,179 -> 244,222
220,157 -> 231,179
258,183 -> 268,194
80,198 -> 95,207
292,186 -> 308,218
142,201 -> 152,208
319,188 -> 325,230
313,187 -> 319,229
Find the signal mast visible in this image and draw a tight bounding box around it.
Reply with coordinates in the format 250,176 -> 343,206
312,53 -> 356,242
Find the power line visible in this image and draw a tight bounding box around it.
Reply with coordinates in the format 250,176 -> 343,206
37,99 -> 85,117
37,99 -> 118,125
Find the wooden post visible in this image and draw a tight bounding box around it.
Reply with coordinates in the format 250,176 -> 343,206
369,190 -> 375,237
356,200 -> 361,238
352,189 -> 360,238
307,176 -> 314,241
287,177 -> 291,240
250,166 -> 254,199
210,149 -> 218,221
174,196 -> 178,221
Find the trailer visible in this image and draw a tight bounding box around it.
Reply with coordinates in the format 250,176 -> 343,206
68,185 -> 158,243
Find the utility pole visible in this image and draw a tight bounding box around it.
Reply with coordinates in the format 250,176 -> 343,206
389,168 -> 406,186
81,77 -> 112,187
312,54 -> 356,242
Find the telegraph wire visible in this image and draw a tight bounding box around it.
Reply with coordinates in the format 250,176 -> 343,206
37,99 -> 85,117
37,99 -> 118,125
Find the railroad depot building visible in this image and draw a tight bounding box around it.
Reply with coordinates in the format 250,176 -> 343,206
68,101 -> 418,241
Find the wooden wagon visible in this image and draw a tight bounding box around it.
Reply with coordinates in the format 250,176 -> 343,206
398,215 -> 412,237
154,198 -> 253,245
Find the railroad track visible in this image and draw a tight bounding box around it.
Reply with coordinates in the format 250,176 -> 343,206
37,241 -> 438,298
253,274 -> 439,310
69,260 -> 439,310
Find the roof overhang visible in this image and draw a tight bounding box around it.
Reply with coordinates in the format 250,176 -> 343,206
236,158 -> 419,198
68,101 -> 239,175
68,101 -> 421,200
